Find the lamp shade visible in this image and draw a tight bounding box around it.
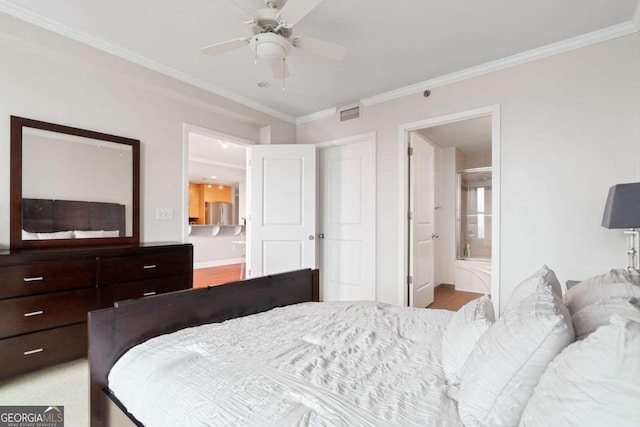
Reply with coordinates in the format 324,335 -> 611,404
602,183 -> 640,229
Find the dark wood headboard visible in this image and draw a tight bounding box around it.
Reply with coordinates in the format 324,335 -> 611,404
22,198 -> 126,236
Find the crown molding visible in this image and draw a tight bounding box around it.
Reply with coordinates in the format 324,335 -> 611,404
0,0 -> 297,124
358,21 -> 638,108
296,107 -> 337,125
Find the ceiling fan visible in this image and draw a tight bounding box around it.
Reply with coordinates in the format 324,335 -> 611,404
201,0 -> 346,80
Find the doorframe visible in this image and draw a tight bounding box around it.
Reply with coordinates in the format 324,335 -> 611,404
181,123 -> 255,244
315,132 -> 377,300
397,105 -> 501,314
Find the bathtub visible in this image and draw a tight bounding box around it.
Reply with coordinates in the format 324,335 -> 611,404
454,259 -> 491,294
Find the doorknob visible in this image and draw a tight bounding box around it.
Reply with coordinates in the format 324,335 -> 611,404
308,235 -> 315,240
318,233 -> 325,239
432,233 -> 439,239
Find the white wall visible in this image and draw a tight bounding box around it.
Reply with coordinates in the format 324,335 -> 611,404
22,135 -> 131,203
0,13 -> 295,248
297,34 -> 640,310
438,147 -> 457,285
190,226 -> 245,268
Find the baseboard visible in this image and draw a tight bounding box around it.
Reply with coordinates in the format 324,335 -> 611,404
194,258 -> 243,269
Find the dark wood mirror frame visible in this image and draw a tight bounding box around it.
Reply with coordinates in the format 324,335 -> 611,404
10,116 -> 140,249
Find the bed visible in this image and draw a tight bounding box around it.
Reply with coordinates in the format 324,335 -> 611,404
89,269 -> 321,426
22,197 -> 126,238
89,267 -> 640,427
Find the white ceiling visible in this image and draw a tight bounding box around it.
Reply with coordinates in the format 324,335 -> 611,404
1,0 -> 638,120
189,133 -> 247,185
418,116 -> 492,158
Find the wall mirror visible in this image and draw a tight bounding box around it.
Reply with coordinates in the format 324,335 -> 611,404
10,116 -> 140,249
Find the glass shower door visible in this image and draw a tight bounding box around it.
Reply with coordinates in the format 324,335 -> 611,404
457,168 -> 492,260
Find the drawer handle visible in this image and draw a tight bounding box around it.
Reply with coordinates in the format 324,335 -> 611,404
143,264 -> 157,269
24,310 -> 44,317
23,276 -> 44,282
143,291 -> 157,296
24,348 -> 43,356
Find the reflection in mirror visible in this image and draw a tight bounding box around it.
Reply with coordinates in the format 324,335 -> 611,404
22,128 -> 133,239
10,116 -> 140,249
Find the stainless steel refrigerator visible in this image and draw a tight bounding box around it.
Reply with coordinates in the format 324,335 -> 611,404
205,201 -> 232,225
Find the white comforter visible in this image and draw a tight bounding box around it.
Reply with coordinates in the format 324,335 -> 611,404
108,301 -> 460,427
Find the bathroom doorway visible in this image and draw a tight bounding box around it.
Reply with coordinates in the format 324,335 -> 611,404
400,105 -> 501,312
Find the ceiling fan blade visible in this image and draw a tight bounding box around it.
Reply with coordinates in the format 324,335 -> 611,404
278,0 -> 324,27
271,59 -> 290,80
293,36 -> 346,61
201,37 -> 250,55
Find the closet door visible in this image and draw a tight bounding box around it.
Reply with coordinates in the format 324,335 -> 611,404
319,138 -> 376,302
246,144 -> 316,278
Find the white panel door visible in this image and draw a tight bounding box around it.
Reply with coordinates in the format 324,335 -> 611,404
320,139 -> 375,301
246,144 -> 316,278
410,134 -> 435,307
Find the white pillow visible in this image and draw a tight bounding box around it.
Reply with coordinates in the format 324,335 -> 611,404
36,230 -> 73,240
520,315 -> 640,427
563,269 -> 640,316
571,297 -> 640,340
442,296 -> 495,387
22,230 -> 40,240
74,230 -> 105,238
506,265 -> 562,311
458,290 -> 574,427
103,230 -> 120,237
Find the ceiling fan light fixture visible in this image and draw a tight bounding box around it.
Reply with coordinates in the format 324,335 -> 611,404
251,33 -> 291,63
201,0 -> 345,80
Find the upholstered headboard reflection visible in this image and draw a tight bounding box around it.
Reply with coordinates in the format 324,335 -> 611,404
22,198 -> 125,236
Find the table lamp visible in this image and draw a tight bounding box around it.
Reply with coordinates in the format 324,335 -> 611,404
602,182 -> 640,270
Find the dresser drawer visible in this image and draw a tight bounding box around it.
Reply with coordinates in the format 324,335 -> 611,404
0,323 -> 87,378
99,275 -> 190,308
99,249 -> 191,284
0,288 -> 96,339
0,259 -> 96,300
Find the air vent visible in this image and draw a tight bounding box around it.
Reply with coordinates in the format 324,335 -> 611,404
340,106 -> 360,122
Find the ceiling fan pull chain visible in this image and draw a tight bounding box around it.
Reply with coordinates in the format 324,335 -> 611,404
254,39 -> 258,64
282,58 -> 286,91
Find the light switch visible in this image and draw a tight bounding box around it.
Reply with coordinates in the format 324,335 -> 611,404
156,208 -> 174,220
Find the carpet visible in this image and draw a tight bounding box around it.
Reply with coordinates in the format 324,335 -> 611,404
0,359 -> 89,427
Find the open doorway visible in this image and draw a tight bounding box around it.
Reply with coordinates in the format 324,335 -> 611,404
182,124 -> 254,287
400,105 -> 501,313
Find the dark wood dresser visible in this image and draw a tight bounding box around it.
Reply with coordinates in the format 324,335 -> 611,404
0,242 -> 192,379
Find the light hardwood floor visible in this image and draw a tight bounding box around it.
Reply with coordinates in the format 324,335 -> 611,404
193,266 -> 482,311
193,264 -> 244,288
428,284 -> 483,311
